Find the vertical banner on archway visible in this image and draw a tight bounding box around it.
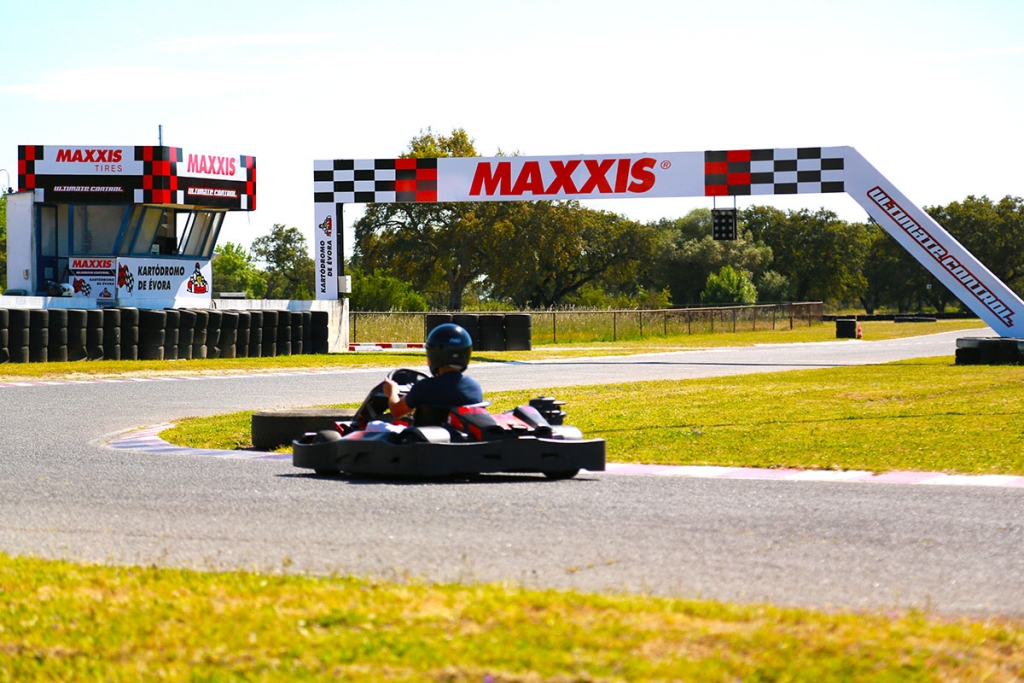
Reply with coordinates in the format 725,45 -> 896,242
313,159 -> 341,300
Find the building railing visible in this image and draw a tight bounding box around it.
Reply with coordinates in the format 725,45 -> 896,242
351,302 -> 823,344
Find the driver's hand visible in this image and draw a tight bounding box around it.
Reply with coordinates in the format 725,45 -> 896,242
382,378 -> 399,400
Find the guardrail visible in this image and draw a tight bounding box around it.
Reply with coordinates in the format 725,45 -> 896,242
351,303 -> 823,345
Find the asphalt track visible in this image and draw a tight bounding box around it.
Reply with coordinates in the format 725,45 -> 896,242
1,329 -> 1022,617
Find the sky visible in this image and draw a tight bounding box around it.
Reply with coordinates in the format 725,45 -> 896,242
1,0 -> 1022,259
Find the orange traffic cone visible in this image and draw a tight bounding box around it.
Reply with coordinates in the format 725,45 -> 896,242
856,323 -> 862,339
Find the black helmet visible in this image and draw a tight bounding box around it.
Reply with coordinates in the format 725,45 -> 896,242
425,323 -> 473,376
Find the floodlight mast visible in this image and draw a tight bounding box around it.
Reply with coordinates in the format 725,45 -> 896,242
312,146 -> 1021,337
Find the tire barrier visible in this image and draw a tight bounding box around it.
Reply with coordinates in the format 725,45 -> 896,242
218,311 -> 239,359
477,314 -> 505,351
247,310 -> 263,358
29,309 -> 49,363
86,309 -> 104,360
192,309 -> 209,360
235,311 -> 251,359
138,309 -> 167,361
102,307 -> 120,361
66,309 -> 89,362
177,309 -> 196,361
7,309 -> 30,364
424,313 -> 453,339
47,308 -> 69,363
0,307 -> 332,364
277,310 -> 292,357
251,408 -> 358,451
261,310 -> 278,358
955,337 -> 1024,366
164,308 -> 181,361
452,314 -> 479,347
504,313 -> 532,351
119,307 -> 140,361
310,310 -> 329,354
206,310 -> 223,359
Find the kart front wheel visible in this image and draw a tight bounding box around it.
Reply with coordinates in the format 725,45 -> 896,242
543,469 -> 580,480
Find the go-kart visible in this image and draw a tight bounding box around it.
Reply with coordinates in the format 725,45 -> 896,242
292,368 -> 605,479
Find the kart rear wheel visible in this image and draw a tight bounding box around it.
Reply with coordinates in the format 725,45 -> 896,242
543,469 -> 580,480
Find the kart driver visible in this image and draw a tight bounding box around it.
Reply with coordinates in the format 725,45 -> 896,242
383,323 -> 484,421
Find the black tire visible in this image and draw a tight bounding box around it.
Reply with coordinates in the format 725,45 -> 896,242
543,469 -> 580,480
86,309 -> 104,359
48,308 -> 68,350
300,311 -> 312,354
9,345 -> 29,363
206,310 -> 223,357
139,343 -> 165,361
251,409 -> 356,451
262,310 -> 279,357
8,309 -> 30,348
477,314 -> 505,351
277,311 -> 292,356
177,310 -> 196,360
310,310 -> 329,346
118,307 -> 140,328
66,309 -> 89,361
105,343 -> 121,361
503,313 -> 532,351
163,309 -> 180,361
425,313 -> 453,340
29,310 -> 49,360
235,311 -> 251,358
123,344 -> 138,361
218,312 -> 239,359
247,310 -> 263,357
139,310 -> 166,348
452,314 -> 479,346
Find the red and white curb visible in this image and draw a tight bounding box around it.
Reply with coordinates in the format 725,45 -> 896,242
348,342 -> 425,351
106,425 -> 1024,488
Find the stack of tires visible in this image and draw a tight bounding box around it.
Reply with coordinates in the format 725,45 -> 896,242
425,312 -> 531,352
0,306 -> 331,364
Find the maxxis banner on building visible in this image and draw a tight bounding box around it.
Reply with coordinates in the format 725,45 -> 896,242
19,145 -> 256,210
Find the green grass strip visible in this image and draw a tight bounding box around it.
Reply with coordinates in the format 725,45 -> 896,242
1,552 -> 1021,682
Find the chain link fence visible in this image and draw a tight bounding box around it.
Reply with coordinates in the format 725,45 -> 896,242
351,303 -> 823,344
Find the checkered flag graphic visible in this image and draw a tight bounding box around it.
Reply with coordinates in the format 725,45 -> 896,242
313,158 -> 438,205
704,147 -> 844,196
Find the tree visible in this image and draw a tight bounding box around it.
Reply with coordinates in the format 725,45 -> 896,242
251,224 -> 315,300
212,242 -> 268,299
484,202 -> 660,309
926,195 -> 1024,299
701,265 -> 758,305
743,207 -> 871,306
348,264 -> 428,311
354,128 -> 501,310
651,208 -> 773,306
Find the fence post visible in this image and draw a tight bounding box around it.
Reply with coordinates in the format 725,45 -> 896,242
664,310 -> 667,336
733,307 -> 737,333
552,311 -> 557,344
638,310 -> 643,338
613,311 -> 617,342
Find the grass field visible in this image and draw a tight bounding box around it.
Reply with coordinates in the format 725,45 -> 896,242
2,553 -> 1022,682
4,318 -> 1022,681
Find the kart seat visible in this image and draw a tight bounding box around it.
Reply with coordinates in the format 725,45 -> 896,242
412,404 -> 454,427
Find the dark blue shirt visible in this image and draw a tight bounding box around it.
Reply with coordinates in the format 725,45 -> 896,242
404,372 -> 483,410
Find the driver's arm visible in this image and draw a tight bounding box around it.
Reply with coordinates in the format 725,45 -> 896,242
382,379 -> 412,419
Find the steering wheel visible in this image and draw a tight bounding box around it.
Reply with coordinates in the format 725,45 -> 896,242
386,367 -> 429,394
355,368 -> 430,426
